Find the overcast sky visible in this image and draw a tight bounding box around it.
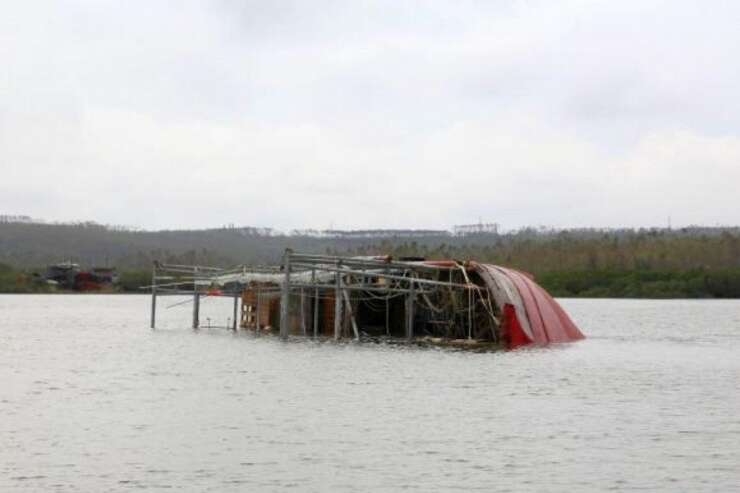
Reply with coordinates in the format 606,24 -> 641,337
1,1 -> 738,231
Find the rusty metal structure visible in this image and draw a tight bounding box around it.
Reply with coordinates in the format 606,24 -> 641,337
148,250 -> 584,349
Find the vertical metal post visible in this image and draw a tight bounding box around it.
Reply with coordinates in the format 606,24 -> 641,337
333,261 -> 342,340
232,292 -> 238,331
385,265 -> 390,336
280,249 -> 292,339
150,263 -> 157,329
312,269 -> 319,338
192,293 -> 200,329
406,278 -> 415,340
192,267 -> 200,329
300,288 -> 306,335
467,287 -> 473,339
255,284 -> 261,337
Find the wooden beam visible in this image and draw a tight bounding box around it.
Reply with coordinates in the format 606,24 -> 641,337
342,288 -> 360,340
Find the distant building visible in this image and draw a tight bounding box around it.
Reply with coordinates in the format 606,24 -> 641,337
0,215 -> 33,224
288,229 -> 450,239
43,262 -> 118,291
92,267 -> 119,285
235,226 -> 277,237
453,222 -> 499,236
44,262 -> 80,288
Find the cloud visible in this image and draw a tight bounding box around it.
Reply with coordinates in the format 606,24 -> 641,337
1,0 -> 738,230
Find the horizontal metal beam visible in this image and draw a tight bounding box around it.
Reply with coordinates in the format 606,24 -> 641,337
157,263 -> 225,272
155,267 -> 216,275
146,287 -> 202,297
287,282 -> 436,295
212,265 -> 282,275
291,262 -> 471,290
290,253 -> 454,272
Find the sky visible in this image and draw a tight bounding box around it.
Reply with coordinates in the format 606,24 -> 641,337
1,0 -> 739,231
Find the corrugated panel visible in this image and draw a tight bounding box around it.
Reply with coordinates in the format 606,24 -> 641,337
473,264 -> 534,343
477,264 -> 585,348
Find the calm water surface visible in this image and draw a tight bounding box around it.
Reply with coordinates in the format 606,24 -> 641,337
1,295 -> 739,492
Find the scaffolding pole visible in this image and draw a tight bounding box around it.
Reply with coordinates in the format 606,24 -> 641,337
312,269 -> 319,338
192,266 -> 200,329
232,293 -> 238,331
334,261 -> 342,340
255,284 -> 261,336
406,280 -> 415,340
280,249 -> 292,339
150,263 -> 157,329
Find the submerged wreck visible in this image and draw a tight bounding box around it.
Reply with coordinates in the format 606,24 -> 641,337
149,250 -> 584,350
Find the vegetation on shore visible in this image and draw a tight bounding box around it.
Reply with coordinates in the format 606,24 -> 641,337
0,263 -> 53,293
0,263 -> 150,294
1,221 -> 739,298
338,230 -> 740,298
4,265 -> 738,298
537,269 -> 740,298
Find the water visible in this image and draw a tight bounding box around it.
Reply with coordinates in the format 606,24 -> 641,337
1,295 -> 739,492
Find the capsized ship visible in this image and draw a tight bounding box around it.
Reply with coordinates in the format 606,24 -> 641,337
149,251 -> 584,350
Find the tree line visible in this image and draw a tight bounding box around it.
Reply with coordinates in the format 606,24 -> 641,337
337,231 -> 740,298
1,222 -> 739,297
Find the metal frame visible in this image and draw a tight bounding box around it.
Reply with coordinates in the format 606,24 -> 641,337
147,250 -> 500,344
148,261 -> 241,331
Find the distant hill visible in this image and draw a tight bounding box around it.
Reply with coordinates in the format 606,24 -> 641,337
1,220 -> 738,273
0,221 -> 457,269
2,220 -> 739,297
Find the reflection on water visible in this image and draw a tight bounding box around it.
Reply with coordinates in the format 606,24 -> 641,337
1,295 -> 739,491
